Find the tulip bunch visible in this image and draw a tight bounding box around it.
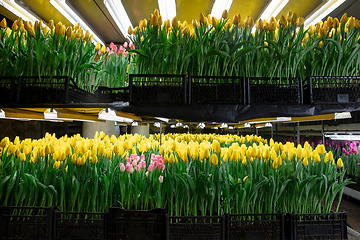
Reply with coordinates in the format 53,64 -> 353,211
336,141 -> 360,177
0,132 -> 351,216
129,9 -> 360,83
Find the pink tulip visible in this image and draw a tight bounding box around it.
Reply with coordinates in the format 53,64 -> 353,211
140,160 -> 146,169
126,162 -> 133,173
159,163 -> 165,171
136,164 -> 141,172
148,163 -> 154,172
123,42 -> 128,48
123,51 -> 128,58
358,163 -> 360,167
129,42 -> 134,49
159,175 -> 163,183
342,148 -> 347,153
151,154 -> 155,161
110,42 -> 117,52
146,171 -> 149,178
106,47 -> 110,53
132,160 -> 138,167
346,152 -> 349,156
141,154 -> 145,161
119,163 -> 125,172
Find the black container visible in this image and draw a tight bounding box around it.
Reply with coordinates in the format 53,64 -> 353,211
247,77 -> 302,105
166,215 -> 225,240
226,213 -> 284,240
95,86 -> 129,103
304,76 -> 360,104
17,76 -> 97,104
108,204 -> 167,240
0,76 -> 16,104
189,76 -> 246,104
0,206 -> 54,240
129,74 -> 187,104
53,211 -> 107,240
285,212 -> 347,240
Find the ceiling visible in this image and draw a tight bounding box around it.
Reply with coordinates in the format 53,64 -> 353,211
0,0 -> 359,45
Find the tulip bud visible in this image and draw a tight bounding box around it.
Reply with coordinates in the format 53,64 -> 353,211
247,16 -> 254,27
356,20 -> 360,29
154,8 -> 160,17
133,26 -> 139,34
327,16 -> 333,27
39,20 -> 44,30
212,16 -> 217,27
279,15 -> 287,27
127,26 -> 133,35
96,42 -> 101,51
158,15 -> 163,26
66,26 -> 72,37
290,12 -> 297,23
297,17 -> 304,27
152,14 -> 158,26
85,29 -> 90,41
49,20 -> 54,30
256,18 -> 264,30
101,45 -> 106,54
287,11 -> 293,22
74,22 -> 80,30
43,26 -> 49,36
24,21 -> 31,31
348,16 -> 355,29
232,14 -> 239,26
199,13 -> 206,24
222,9 -> 228,19
192,18 -> 197,27
337,158 -> 343,168
171,16 -> 178,28
0,18 -> 6,28
34,21 -> 39,31
17,17 -> 23,28
332,18 -> 339,29
340,13 -> 348,25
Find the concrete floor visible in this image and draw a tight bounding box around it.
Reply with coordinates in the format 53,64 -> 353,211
332,195 -> 360,239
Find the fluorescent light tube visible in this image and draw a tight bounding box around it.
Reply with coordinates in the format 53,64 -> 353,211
258,0 -> 289,21
158,0 -> 176,21
98,109 -> 133,122
210,0 -> 233,19
335,112 -> 351,120
304,0 -> 345,28
50,0 -> 104,45
1,0 -> 41,22
103,0 -> 133,39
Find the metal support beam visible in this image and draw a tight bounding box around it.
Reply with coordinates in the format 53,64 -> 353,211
297,122 -> 300,145
160,122 -> 162,145
322,120 -> 325,147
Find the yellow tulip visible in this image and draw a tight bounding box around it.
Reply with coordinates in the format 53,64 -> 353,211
74,22 -> 80,30
302,157 -> 308,166
210,154 -> 219,165
279,15 -> 287,27
0,18 -> 7,28
243,176 -> 248,182
127,26 -> 133,35
297,17 -> 304,27
171,16 -> 178,28
101,45 -> 106,54
348,17 -> 355,29
212,140 -> 221,153
199,13 -> 206,24
313,153 -> 320,163
84,30 -> 90,41
66,26 -> 72,37
340,13 -> 348,25
356,20 -> 360,29
337,158 -> 343,168
256,19 -> 264,30
232,14 -> 239,25
222,10 -> 228,19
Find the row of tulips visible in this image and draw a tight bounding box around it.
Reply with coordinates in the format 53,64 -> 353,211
129,9 -> 360,83
0,17 -> 136,91
0,132 -> 351,216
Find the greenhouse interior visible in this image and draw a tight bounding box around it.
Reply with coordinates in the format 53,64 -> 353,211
1,0 -> 360,239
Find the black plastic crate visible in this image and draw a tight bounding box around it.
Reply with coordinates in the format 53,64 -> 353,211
0,76 -> 16,104
95,86 -> 129,103
247,77 -> 302,105
189,76 -> 246,104
166,215 -> 225,240
0,206 -> 54,240
226,213 -> 284,240
304,76 -> 360,104
17,76 -> 97,104
285,212 -> 347,240
108,205 -> 167,240
129,74 -> 187,104
53,211 -> 107,240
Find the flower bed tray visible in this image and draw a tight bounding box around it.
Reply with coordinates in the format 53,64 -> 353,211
226,213 -> 284,240
0,206 -> 55,240
95,86 -> 129,103
16,76 -> 97,104
285,212 -> 347,240
166,215 -> 225,240
303,76 -> 360,104
0,77 -> 16,104
189,76 -> 246,104
129,74 -> 187,104
108,205 -> 167,240
247,77 -> 302,105
53,211 -> 107,240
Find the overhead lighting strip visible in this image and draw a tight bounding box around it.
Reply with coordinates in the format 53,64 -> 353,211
103,0 -> 133,39
50,0 -> 105,45
304,0 -> 345,28
258,0 -> 289,21
210,0 -> 233,19
158,0 -> 176,21
1,0 -> 41,22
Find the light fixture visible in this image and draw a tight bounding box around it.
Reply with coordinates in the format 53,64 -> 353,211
258,0 -> 289,21
335,112 -> 351,120
176,122 -> 183,127
0,109 -> 5,118
214,127 -> 219,130
131,121 -> 138,126
244,123 -> 251,128
154,122 -> 161,128
220,123 -> 228,128
158,0 -> 176,21
210,0 -> 233,19
183,124 -> 189,128
50,0 -> 104,45
327,134 -> 360,141
265,123 -> 272,127
229,126 -> 234,130
44,108 -> 101,122
103,0 -> 133,39
304,0 -> 345,28
155,117 -> 170,122
198,123 -> 205,129
98,108 -> 133,122
1,0 -> 41,22
170,124 -> 176,128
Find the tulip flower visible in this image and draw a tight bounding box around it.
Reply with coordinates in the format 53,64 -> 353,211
0,18 -> 6,28
337,158 -> 343,168
120,163 -> 125,172
340,13 -> 348,25
159,175 -> 163,183
222,10 -> 228,19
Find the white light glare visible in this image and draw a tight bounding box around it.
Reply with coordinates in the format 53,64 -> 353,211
98,108 -> 134,122
265,123 -> 272,127
229,126 -> 234,129
327,134 -> 360,141
1,0 -> 40,22
210,0 -> 233,19
50,0 -> 104,45
335,112 -> 351,120
198,123 -> 205,129
258,0 -> 289,21
176,122 -> 183,127
220,123 -> 228,128
304,0 -> 346,28
154,122 -> 161,128
170,124 -> 176,128
155,117 -> 170,122
131,121 -> 138,126
104,0 -> 133,38
0,109 -> 5,118
158,0 -> 176,21
183,125 -> 189,128
244,123 -> 251,128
